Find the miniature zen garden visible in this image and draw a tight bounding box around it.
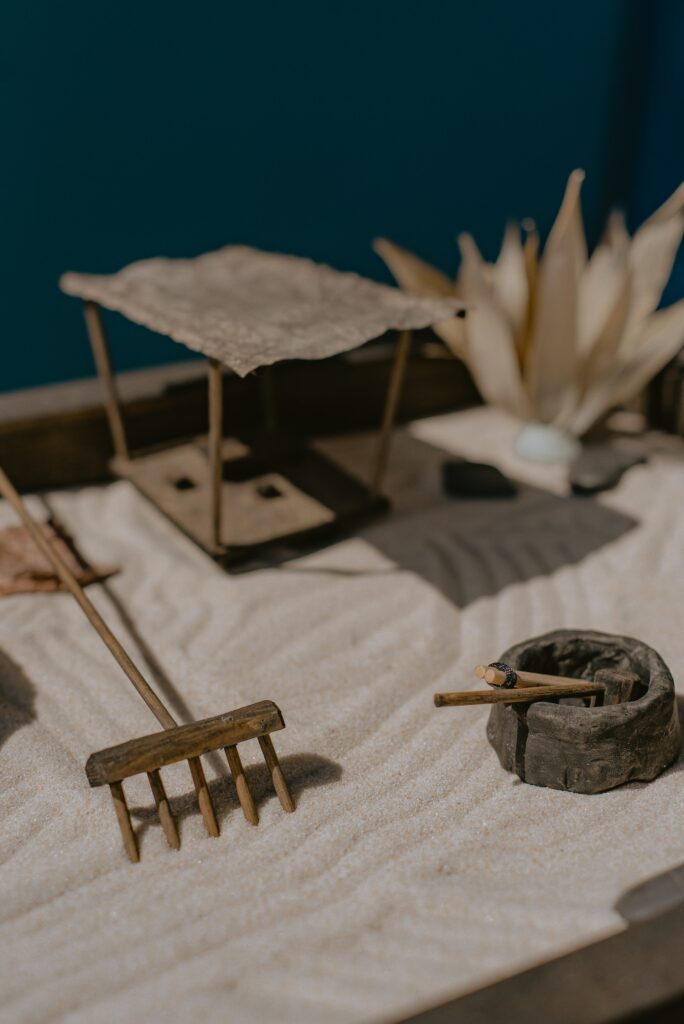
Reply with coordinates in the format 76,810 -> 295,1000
1,172 -> 684,1024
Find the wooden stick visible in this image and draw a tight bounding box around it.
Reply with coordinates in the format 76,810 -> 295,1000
0,464 -> 176,730
258,735 -> 295,812
434,683 -> 605,707
147,769 -> 180,850
109,781 -> 139,863
371,329 -> 411,494
188,756 -> 219,837
259,365 -> 278,433
225,744 -> 259,825
208,358 -> 224,551
475,664 -> 595,689
82,301 -> 129,460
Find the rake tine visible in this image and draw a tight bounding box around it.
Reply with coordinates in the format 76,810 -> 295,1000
225,744 -> 258,825
109,781 -> 139,863
147,770 -> 180,850
258,734 -> 295,813
188,756 -> 219,836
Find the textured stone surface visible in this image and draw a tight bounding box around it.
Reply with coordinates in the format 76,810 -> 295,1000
486,629 -> 680,793
441,459 -> 517,498
569,444 -> 646,495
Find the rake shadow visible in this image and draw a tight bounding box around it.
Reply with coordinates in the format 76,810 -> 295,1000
0,649 -> 36,750
129,751 -> 342,848
362,448 -> 638,608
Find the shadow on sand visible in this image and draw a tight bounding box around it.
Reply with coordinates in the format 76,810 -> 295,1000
282,434 -> 639,608
129,751 -> 342,848
0,649 -> 36,750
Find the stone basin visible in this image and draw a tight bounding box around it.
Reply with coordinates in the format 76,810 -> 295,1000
486,629 -> 681,793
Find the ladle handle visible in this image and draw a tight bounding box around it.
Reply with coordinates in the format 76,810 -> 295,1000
0,465 -> 175,729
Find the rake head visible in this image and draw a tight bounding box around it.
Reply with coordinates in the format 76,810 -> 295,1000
86,700 -> 295,862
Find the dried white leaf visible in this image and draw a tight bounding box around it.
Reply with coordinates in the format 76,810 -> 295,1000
571,299 -> 684,435
373,237 -> 467,357
372,173 -> 684,438
457,234 -> 529,417
578,209 -> 630,357
492,222 -> 528,342
526,171 -> 585,422
626,181 -> 684,328
373,238 -> 455,297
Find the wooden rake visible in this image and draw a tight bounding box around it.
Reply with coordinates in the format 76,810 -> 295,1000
0,466 -> 295,862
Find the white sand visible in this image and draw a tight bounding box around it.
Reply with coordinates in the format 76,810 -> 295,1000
0,407 -> 683,1024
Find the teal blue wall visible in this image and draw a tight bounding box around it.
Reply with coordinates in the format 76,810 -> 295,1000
630,0 -> 684,307
0,1 -> 652,391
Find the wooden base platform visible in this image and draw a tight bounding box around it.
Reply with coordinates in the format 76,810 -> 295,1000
112,434 -> 388,565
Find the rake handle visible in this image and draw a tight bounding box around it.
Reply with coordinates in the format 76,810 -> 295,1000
0,465 -> 176,730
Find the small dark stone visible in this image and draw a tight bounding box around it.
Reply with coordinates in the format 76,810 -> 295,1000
442,459 -> 517,499
569,444 -> 646,495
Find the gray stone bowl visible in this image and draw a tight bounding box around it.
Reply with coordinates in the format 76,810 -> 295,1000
486,629 -> 681,793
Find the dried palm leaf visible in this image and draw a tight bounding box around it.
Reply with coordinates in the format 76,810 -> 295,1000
526,170 -> 585,423
375,171 -> 684,440
372,237 -> 467,357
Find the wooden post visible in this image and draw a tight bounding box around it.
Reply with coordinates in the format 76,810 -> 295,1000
259,365 -> 277,433
82,301 -> 129,460
207,359 -> 223,550
371,329 -> 411,495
